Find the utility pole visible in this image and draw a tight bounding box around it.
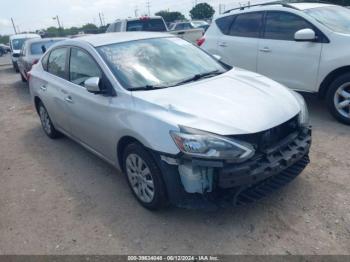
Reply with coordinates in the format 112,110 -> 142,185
52,15 -> 62,29
99,12 -> 104,26
146,0 -> 151,16
11,18 -> 17,34
134,6 -> 139,17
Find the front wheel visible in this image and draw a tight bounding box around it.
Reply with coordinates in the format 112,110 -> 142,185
38,102 -> 61,139
123,143 -> 168,210
326,74 -> 350,125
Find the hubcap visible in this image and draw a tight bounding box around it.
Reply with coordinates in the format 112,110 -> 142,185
39,106 -> 52,134
334,83 -> 350,119
126,154 -> 155,203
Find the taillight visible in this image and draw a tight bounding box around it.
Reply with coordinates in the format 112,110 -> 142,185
196,37 -> 205,46
32,59 -> 39,65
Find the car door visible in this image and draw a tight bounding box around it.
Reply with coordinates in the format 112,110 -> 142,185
64,47 -> 116,159
257,11 -> 323,92
217,12 -> 263,71
39,47 -> 71,133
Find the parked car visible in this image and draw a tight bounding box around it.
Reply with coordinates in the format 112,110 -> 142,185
9,33 -> 41,72
0,46 -> 4,57
0,44 -> 10,54
200,2 -> 350,125
29,32 -> 311,210
18,38 -> 65,82
169,20 -> 209,32
106,16 -> 204,44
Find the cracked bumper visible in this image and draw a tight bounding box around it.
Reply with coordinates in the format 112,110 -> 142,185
151,127 -> 311,209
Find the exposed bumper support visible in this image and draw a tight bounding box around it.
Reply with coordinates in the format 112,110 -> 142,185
151,127 -> 311,209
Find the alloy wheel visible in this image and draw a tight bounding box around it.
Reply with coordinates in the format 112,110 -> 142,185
126,153 -> 155,203
334,83 -> 350,119
39,106 -> 52,135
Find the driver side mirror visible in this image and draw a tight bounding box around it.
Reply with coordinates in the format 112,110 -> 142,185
84,77 -> 101,93
294,28 -> 316,42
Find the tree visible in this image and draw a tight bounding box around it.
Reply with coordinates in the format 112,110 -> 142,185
189,3 -> 215,20
155,10 -> 185,23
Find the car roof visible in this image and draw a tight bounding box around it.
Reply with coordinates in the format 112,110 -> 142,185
63,32 -> 173,47
289,3 -> 334,10
26,37 -> 66,45
10,33 -> 41,40
113,16 -> 163,23
219,2 -> 335,17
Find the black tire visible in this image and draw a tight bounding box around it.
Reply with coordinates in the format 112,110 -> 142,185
38,102 -> 62,139
122,143 -> 168,210
326,73 -> 350,125
20,72 -> 27,82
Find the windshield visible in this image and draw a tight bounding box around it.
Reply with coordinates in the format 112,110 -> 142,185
98,37 -> 226,90
305,6 -> 350,34
30,40 -> 60,55
126,19 -> 167,32
11,38 -> 27,50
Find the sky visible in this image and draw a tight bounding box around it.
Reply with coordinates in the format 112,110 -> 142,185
0,0 -> 267,35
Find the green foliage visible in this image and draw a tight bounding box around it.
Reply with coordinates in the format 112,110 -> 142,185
40,23 -> 104,37
189,3 -> 215,20
155,10 -> 186,23
0,35 -> 9,44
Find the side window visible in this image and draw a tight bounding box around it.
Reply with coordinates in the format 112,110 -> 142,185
47,47 -> 68,78
264,11 -> 312,41
41,52 -> 50,71
69,48 -> 102,86
215,15 -> 235,35
175,24 -> 185,30
229,12 -> 263,38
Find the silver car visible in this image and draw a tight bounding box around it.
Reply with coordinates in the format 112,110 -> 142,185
18,38 -> 65,82
29,32 -> 311,210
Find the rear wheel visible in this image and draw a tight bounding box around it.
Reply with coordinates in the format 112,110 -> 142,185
326,74 -> 350,125
38,102 -> 61,139
123,143 -> 168,210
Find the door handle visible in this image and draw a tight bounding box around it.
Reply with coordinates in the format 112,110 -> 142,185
218,42 -> 227,47
65,96 -> 73,103
259,47 -> 271,53
40,85 -> 47,91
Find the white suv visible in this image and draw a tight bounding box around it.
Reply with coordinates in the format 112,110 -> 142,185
201,2 -> 350,124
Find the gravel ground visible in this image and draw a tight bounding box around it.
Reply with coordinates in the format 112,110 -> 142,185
0,57 -> 349,255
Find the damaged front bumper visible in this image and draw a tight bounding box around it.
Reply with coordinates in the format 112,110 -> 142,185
151,127 -> 312,209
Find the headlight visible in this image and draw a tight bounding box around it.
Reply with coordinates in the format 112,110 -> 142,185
170,127 -> 255,162
291,91 -> 309,127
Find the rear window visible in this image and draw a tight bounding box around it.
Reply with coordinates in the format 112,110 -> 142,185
30,40 -> 60,55
126,19 -> 167,32
215,15 -> 235,34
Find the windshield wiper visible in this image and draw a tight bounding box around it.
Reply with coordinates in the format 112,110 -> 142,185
171,70 -> 223,87
131,85 -> 169,91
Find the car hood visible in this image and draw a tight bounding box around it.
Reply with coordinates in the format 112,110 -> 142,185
132,68 -> 301,135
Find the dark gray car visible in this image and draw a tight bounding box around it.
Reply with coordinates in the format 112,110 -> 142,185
18,38 -> 65,82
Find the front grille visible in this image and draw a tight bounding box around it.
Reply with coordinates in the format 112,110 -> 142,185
230,115 -> 299,152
